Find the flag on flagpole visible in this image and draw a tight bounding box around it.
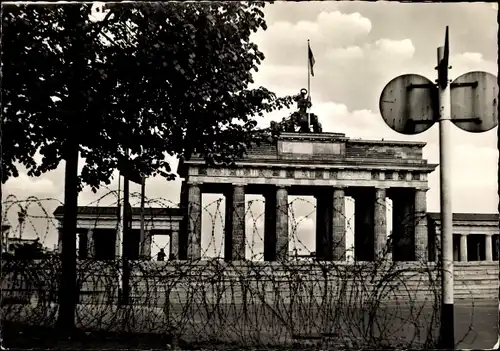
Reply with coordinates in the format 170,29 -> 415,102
308,42 -> 315,77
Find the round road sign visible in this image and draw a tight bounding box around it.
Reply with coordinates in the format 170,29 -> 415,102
379,74 -> 437,135
451,71 -> 498,133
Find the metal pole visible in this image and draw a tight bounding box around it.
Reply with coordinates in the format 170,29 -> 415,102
121,172 -> 130,305
496,11 -> 500,349
307,39 -> 311,131
139,177 -> 146,258
437,45 -> 455,349
116,174 -> 124,305
116,175 -> 122,258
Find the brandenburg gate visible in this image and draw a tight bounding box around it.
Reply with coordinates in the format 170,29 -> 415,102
176,130 -> 437,263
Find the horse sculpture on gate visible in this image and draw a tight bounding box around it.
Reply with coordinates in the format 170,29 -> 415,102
270,88 -> 322,135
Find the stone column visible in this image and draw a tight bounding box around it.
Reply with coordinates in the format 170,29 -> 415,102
414,189 -> 428,262
169,230 -> 179,260
224,188 -> 233,261
263,188 -> 277,261
374,188 -> 388,261
485,234 -> 493,261
316,189 -> 333,261
115,228 -> 121,259
354,188 -> 375,262
276,186 -> 289,261
225,185 -> 246,261
460,234 -> 468,262
332,188 -> 346,261
178,181 -> 190,260
187,182 -> 202,260
87,229 -> 95,258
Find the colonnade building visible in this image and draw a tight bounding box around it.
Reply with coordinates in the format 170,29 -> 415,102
53,133 -> 499,263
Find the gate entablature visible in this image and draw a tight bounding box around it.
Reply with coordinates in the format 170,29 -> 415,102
177,132 -> 436,189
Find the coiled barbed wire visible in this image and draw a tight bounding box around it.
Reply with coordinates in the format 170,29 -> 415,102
0,191 -> 484,349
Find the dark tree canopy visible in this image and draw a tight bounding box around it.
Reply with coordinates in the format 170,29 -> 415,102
2,2 -> 292,191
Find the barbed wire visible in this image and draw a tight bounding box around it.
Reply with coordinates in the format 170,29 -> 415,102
0,191 -> 486,349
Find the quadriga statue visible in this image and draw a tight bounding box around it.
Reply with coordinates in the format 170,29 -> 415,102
270,88 -> 322,134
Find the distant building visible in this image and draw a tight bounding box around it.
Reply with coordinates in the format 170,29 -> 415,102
4,237 -> 39,255
427,212 -> 499,262
53,206 -> 182,260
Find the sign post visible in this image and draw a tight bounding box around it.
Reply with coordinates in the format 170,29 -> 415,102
379,26 -> 498,349
436,39 -> 455,349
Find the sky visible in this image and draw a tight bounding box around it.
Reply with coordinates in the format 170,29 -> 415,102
2,2 -> 498,259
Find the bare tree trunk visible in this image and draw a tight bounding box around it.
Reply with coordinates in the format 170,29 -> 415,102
57,140 -> 79,334
56,5 -> 84,334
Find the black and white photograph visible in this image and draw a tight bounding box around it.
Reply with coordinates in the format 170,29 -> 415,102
1,1 -> 499,349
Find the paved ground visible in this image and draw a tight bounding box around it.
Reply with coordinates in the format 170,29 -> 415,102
454,300 -> 497,349
2,300 -> 498,349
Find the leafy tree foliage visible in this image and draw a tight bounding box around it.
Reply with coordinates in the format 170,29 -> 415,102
2,2 -> 292,334
2,2 -> 291,191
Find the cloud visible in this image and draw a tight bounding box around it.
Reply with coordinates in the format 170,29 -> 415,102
372,38 -> 415,60
450,52 -> 497,77
4,173 -> 56,197
252,10 -> 372,67
456,52 -> 485,65
325,46 -> 364,61
252,36 -> 419,112
316,11 -> 372,43
262,2 -> 340,24
322,39 -> 416,77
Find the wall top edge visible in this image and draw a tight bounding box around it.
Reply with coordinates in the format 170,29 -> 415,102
347,139 -> 427,147
277,132 -> 426,147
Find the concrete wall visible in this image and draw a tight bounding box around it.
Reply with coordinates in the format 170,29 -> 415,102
3,260 -> 496,306
72,261 -> 499,304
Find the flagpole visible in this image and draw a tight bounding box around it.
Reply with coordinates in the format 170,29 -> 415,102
307,39 -> 311,131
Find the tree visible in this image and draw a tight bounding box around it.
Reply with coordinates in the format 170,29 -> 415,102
2,2 -> 291,188
2,2 -> 291,334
